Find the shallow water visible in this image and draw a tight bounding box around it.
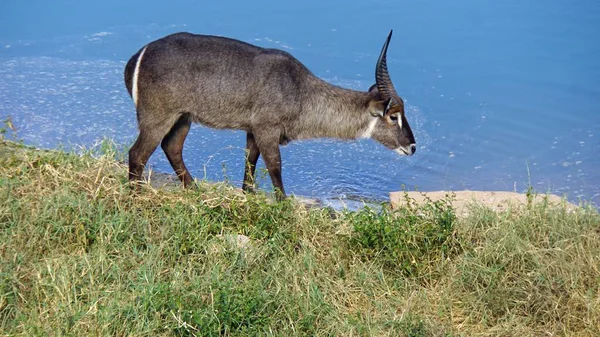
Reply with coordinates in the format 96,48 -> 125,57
1,0 -> 599,206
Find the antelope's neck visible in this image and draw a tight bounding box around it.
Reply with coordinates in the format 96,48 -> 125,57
300,78 -> 374,140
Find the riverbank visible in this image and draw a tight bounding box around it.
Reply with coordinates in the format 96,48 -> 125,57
1,140 -> 599,336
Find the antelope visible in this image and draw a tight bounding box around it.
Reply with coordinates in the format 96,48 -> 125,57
124,30 -> 416,200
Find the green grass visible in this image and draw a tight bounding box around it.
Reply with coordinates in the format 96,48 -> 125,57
0,140 -> 599,336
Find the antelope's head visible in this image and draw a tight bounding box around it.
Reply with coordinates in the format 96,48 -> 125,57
365,30 -> 416,156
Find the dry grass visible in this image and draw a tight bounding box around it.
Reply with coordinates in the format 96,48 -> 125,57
1,140 -> 599,336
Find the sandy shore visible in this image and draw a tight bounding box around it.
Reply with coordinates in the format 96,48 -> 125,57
390,190 -> 578,216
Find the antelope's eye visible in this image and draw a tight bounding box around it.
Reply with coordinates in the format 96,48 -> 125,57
389,114 -> 399,121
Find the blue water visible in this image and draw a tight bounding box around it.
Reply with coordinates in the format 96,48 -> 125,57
1,1 -> 599,206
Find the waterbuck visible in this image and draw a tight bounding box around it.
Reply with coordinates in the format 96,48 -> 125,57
124,30 -> 416,200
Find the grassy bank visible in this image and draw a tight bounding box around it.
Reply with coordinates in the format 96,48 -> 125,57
0,140 -> 599,336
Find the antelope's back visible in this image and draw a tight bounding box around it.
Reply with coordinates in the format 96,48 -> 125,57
124,32 -> 312,130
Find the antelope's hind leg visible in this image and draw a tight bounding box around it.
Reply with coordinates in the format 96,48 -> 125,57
161,114 -> 193,187
129,111 -> 181,187
242,132 -> 261,193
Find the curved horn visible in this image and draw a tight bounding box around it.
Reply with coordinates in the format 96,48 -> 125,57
375,30 -> 403,107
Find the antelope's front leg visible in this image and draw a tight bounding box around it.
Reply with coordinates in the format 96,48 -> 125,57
253,130 -> 286,201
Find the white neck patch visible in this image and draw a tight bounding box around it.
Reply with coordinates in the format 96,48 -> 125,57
360,118 -> 378,139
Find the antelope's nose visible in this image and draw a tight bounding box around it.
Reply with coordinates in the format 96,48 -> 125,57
410,144 -> 416,155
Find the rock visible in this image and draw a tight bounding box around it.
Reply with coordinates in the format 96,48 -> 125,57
217,234 -> 253,249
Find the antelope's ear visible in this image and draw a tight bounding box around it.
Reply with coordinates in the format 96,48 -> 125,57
368,84 -> 378,94
369,97 -> 392,117
368,84 -> 383,100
